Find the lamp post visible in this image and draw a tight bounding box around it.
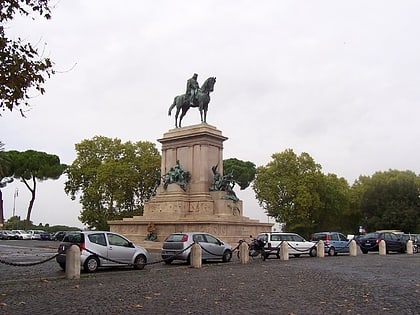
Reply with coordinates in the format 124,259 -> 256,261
13,188 -> 18,217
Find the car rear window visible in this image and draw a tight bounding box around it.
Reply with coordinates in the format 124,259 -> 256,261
63,232 -> 84,244
312,234 -> 327,241
363,232 -> 379,239
165,234 -> 187,242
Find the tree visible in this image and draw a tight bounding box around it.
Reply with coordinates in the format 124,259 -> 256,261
65,136 -> 161,230
0,0 -> 54,115
253,149 -> 324,236
0,141 -> 13,225
223,158 -> 256,190
315,173 -> 356,233
6,149 -> 66,229
352,170 -> 420,233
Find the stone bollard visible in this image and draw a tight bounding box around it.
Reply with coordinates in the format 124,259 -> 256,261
379,240 -> 386,255
66,244 -> 80,280
239,241 -> 249,264
349,240 -> 358,256
317,240 -> 325,258
280,241 -> 289,261
406,240 -> 413,255
190,243 -> 202,268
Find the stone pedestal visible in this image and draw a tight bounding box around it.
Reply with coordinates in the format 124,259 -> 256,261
108,124 -> 272,247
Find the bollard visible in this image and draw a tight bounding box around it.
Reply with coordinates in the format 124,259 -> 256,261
66,244 -> 80,280
239,241 -> 249,264
317,240 -> 325,258
280,241 -> 289,261
379,240 -> 386,255
349,240 -> 358,256
406,240 -> 413,255
190,243 -> 202,268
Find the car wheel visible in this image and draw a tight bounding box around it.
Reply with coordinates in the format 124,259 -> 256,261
58,262 -> 66,270
328,247 -> 336,256
186,254 -> 191,265
84,256 -> 99,273
133,254 -> 147,270
293,254 -> 301,258
309,247 -> 317,257
361,249 -> 368,254
222,250 -> 232,262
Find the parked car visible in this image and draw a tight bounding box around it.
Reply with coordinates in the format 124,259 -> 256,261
0,230 -> 13,240
256,232 -> 317,258
161,232 -> 233,264
11,230 -> 32,240
40,231 -> 51,240
51,231 -> 69,241
357,232 -> 405,254
3,230 -> 19,240
310,232 -> 350,256
56,231 -> 150,272
28,230 -> 46,240
399,234 -> 419,252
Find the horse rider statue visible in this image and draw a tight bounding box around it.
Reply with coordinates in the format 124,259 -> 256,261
186,73 -> 200,106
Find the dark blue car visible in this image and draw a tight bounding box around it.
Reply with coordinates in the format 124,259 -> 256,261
357,232 -> 405,254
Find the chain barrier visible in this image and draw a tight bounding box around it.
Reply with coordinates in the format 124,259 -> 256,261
83,243 -> 195,266
2,238 -> 416,271
287,241 -> 318,253
0,247 -> 66,267
198,242 -> 225,258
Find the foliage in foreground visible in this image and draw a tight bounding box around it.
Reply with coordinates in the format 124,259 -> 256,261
0,0 -> 55,115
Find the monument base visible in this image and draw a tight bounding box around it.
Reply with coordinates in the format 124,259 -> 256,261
108,216 -> 272,248
108,124 -> 273,247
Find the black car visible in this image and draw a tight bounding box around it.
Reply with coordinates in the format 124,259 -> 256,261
358,232 -> 405,254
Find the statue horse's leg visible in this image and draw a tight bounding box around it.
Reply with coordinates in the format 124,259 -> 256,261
175,106 -> 181,128
179,104 -> 190,128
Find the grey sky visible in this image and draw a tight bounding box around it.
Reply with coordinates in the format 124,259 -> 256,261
2,1 -> 420,228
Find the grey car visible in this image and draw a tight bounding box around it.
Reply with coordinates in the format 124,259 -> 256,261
56,231 -> 150,272
161,232 -> 233,264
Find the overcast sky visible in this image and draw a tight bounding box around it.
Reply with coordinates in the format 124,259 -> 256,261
2,1 -> 420,228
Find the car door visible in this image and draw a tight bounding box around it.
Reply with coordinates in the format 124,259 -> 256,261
192,234 -> 207,259
385,233 -> 401,251
337,233 -> 350,253
202,234 -> 225,260
106,233 -> 136,265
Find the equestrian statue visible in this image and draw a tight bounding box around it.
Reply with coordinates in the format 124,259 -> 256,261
168,73 -> 216,128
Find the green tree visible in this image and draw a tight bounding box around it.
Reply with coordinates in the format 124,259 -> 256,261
223,158 -> 256,190
65,136 -> 161,230
353,170 -> 420,233
1,0 -> 54,115
316,173 -> 356,234
253,149 -> 324,236
6,149 -> 66,229
0,142 -> 13,225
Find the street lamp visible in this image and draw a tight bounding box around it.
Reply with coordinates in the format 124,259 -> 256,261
13,188 -> 18,217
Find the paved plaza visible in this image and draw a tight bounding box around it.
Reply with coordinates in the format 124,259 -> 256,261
0,249 -> 419,314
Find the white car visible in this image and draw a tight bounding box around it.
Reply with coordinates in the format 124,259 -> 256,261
11,230 -> 32,240
56,231 -> 150,272
256,232 -> 317,258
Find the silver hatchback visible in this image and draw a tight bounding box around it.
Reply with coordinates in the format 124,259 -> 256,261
56,231 -> 150,272
161,232 -> 232,264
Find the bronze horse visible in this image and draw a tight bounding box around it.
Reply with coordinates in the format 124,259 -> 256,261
168,77 -> 216,128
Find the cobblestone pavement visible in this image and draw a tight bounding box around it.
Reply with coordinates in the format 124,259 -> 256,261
0,250 -> 419,315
